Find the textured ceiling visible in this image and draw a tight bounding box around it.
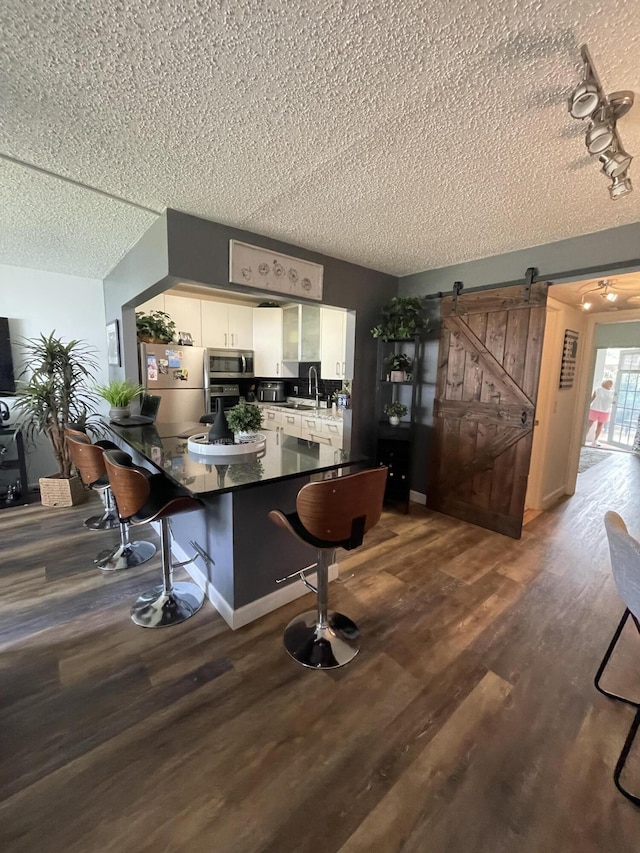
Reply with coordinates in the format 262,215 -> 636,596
2,0 -> 640,279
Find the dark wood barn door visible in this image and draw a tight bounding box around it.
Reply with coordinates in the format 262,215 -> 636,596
428,283 -> 548,538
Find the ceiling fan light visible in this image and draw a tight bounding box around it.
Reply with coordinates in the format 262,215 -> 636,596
609,174 -> 633,200
569,81 -> 601,119
582,301 -> 592,310
605,291 -> 618,302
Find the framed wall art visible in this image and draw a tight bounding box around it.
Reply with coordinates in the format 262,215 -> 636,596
229,240 -> 323,301
559,329 -> 579,390
106,320 -> 121,367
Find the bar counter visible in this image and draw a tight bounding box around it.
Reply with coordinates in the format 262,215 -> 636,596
106,421 -> 365,628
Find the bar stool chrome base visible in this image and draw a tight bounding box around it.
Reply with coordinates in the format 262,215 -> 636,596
131,581 -> 205,628
283,610 -> 360,669
95,540 -> 156,571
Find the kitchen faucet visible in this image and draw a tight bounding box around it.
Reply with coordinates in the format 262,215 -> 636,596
308,365 -> 319,409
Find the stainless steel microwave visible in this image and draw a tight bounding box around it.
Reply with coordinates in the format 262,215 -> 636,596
208,348 -> 254,379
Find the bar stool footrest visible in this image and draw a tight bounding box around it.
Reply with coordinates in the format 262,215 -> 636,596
131,581 -> 205,628
84,509 -> 120,531
283,610 -> 360,669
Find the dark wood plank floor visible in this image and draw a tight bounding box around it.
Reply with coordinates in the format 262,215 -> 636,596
1,455 -> 640,852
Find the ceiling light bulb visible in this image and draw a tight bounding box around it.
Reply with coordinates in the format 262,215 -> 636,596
600,147 -> 633,179
582,301 -> 592,310
609,174 -> 633,200
586,114 -> 615,154
569,81 -> 601,119
605,292 -> 618,302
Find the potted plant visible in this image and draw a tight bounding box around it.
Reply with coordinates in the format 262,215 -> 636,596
383,401 -> 408,426
136,310 -> 176,343
226,401 -> 264,443
95,379 -> 145,420
385,352 -> 413,382
371,296 -> 426,341
13,332 -> 99,507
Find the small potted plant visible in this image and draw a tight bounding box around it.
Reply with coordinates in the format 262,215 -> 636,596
371,296 -> 427,341
385,352 -> 413,382
226,401 -> 264,443
136,310 -> 176,344
383,401 -> 408,426
95,379 -> 145,421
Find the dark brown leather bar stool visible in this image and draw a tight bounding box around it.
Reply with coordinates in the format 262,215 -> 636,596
64,426 -> 119,530
66,434 -> 156,570
269,467 -> 388,669
103,449 -> 205,628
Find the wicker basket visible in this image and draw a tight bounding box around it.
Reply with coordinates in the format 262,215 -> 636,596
39,474 -> 87,507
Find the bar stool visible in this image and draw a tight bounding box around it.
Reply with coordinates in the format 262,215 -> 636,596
66,434 -> 156,571
268,467 -> 388,669
103,449 -> 205,628
64,426 -> 119,530
594,511 -> 640,807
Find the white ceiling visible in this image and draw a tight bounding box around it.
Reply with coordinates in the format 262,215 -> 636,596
2,0 -> 640,280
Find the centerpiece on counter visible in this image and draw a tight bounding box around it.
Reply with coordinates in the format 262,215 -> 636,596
188,400 -> 266,457
225,401 -> 264,443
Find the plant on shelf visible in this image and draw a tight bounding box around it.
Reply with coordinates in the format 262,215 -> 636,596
383,401 -> 408,426
371,296 -> 427,341
135,310 -> 176,343
13,332 -> 99,506
225,401 -> 263,441
95,379 -> 145,420
385,352 -> 413,381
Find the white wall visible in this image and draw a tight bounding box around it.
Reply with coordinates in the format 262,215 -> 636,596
525,297 -> 588,511
0,264 -> 108,483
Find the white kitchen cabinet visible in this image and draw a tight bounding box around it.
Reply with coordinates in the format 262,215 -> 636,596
201,302 -> 254,350
227,304 -> 253,349
320,307 -> 348,380
262,408 -> 285,431
136,294 -> 166,315
253,308 -> 284,377
282,304 -> 320,362
164,294 -> 202,346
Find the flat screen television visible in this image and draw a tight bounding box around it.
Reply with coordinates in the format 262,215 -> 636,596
0,317 -> 16,394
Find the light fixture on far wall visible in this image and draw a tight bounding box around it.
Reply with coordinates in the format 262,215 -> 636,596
568,45 -> 634,199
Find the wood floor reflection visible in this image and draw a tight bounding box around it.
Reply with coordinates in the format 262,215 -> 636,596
1,453 -> 640,852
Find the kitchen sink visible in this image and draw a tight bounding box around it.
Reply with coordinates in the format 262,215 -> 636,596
277,403 -> 316,410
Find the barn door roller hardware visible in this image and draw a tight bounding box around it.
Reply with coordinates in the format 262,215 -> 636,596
451,281 -> 464,314
524,267 -> 537,303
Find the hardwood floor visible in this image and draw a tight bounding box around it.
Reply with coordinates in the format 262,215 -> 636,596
1,455 -> 640,852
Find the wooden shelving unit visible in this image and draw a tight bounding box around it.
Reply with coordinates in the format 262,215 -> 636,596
374,335 -> 422,512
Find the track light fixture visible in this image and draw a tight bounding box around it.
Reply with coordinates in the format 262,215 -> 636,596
580,279 -> 620,310
568,45 -> 634,199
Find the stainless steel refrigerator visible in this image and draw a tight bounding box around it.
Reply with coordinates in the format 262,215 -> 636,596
139,343 -> 207,423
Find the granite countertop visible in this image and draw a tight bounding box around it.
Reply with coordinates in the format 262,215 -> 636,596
258,401 -> 344,422
106,420 -> 359,496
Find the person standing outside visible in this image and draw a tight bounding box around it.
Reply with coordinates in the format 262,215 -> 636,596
588,379 -> 615,446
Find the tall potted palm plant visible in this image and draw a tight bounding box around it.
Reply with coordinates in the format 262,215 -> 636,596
13,332 -> 100,506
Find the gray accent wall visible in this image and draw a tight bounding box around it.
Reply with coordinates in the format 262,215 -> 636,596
103,209 -> 398,458
595,321 -> 640,349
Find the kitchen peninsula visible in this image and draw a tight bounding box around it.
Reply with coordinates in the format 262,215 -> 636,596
106,421 -> 364,628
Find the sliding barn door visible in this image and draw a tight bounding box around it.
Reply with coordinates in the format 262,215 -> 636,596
428,283 -> 548,539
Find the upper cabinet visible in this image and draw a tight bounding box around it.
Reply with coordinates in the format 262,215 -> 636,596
253,307 -> 284,377
164,294 -> 202,346
282,304 -> 321,362
201,301 -> 253,349
321,307 -> 349,380
136,294 -> 166,315
227,304 -> 253,349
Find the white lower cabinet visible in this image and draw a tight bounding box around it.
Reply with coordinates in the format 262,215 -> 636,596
261,406 -> 343,447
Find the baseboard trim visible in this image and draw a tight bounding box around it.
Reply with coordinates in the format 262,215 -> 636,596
540,485 -> 567,511
410,490 -> 427,505
171,538 -> 337,630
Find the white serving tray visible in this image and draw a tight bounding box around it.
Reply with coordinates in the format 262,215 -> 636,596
187,432 -> 267,457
